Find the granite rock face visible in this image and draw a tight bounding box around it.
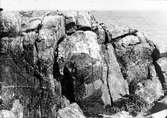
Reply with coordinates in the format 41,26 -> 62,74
58,30 -> 128,116
0,10 -> 65,118
0,10 -> 166,118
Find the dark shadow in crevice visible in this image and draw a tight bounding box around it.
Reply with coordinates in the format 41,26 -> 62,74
104,30 -> 111,44
0,8 -> 3,11
76,26 -> 92,31
65,22 -> 76,35
65,22 -> 75,31
61,66 -> 75,103
53,61 -> 61,79
154,61 -> 167,95
151,46 -> 160,62
109,29 -> 138,43
147,65 -> 151,80
128,81 -> 137,94
151,47 -> 167,94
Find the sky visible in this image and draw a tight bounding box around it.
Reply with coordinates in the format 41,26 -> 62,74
1,0 -> 167,11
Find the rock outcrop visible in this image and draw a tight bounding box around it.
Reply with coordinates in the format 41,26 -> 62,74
1,10 -> 167,118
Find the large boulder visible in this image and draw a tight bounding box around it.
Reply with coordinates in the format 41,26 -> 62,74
58,31 -> 128,116
58,31 -> 109,103
114,31 -> 155,94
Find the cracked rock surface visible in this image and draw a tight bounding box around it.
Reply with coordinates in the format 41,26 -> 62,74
0,10 -> 167,118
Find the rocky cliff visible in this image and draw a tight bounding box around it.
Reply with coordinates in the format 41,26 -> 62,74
0,10 -> 167,118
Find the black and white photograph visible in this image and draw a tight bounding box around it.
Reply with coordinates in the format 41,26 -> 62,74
0,0 -> 167,117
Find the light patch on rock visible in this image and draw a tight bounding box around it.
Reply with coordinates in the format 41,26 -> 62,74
0,110 -> 17,118
11,99 -> 23,118
148,109 -> 167,118
99,111 -> 133,118
56,103 -> 86,118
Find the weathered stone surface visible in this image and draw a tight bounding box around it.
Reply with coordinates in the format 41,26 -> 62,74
156,57 -> 167,94
0,52 -> 40,117
92,23 -> 106,44
108,24 -> 137,39
58,31 -> 128,116
0,99 -> 23,118
0,110 -> 17,118
11,99 -> 23,118
0,11 -> 66,118
135,65 -> 164,104
58,31 -> 107,103
56,103 -> 86,118
1,10 -> 164,118
0,11 -> 21,37
112,94 -> 149,117
102,44 -> 129,101
114,32 -> 155,93
60,96 -> 70,108
77,11 -> 92,28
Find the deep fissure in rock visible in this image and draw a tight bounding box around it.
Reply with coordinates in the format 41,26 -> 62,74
154,61 -> 167,95
61,66 -> 75,102
104,45 -> 114,106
